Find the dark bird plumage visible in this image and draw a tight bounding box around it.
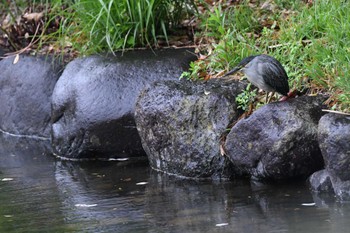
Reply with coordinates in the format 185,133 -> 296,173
224,54 -> 290,97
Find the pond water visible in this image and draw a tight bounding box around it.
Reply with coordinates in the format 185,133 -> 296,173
0,134 -> 349,233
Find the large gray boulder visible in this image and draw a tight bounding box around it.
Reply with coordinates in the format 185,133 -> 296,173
51,49 -> 196,160
309,113 -> 350,199
319,113 -> 350,181
225,96 -> 325,181
0,55 -> 62,138
135,79 -> 246,179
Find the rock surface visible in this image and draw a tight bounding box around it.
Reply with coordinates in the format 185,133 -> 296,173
225,96 -> 325,181
309,113 -> 350,199
0,55 -> 62,138
318,113 -> 350,181
308,169 -> 334,193
51,49 -> 196,160
135,79 -> 246,179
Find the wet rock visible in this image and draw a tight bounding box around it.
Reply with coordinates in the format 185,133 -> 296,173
225,96 -> 326,181
308,169 -> 334,193
135,79 -> 246,179
51,49 -> 196,160
0,55 -> 62,138
318,113 -> 350,181
310,113 -> 350,199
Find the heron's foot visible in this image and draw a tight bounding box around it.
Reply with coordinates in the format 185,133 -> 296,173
279,90 -> 298,101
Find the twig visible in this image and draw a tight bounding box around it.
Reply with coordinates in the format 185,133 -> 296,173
268,43 -> 290,49
268,39 -> 313,49
322,109 -> 350,116
2,22 -> 42,58
0,27 -> 19,51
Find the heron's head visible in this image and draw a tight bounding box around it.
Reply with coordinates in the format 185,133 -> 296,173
225,55 -> 257,76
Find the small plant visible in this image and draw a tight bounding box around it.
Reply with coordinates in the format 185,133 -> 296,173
180,59 -> 208,80
235,84 -> 257,111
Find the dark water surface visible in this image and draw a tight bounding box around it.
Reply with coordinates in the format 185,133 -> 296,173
0,134 -> 349,233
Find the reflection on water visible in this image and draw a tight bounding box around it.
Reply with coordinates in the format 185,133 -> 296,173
0,134 -> 350,233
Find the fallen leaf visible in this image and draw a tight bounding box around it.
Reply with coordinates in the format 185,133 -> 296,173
220,144 -> 226,156
198,54 -> 208,60
23,11 -> 44,22
13,54 -> 19,64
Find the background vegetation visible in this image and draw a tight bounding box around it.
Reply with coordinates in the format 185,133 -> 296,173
47,0 -> 196,55
0,0 -> 349,112
0,0 -> 196,55
184,0 -> 350,112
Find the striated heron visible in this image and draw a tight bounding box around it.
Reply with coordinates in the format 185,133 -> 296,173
224,54 -> 290,102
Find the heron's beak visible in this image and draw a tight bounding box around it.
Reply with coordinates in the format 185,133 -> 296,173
223,66 -> 242,77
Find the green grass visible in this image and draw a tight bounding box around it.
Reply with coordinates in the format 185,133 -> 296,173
44,0 -> 196,55
1,0 -> 196,56
186,0 -> 350,112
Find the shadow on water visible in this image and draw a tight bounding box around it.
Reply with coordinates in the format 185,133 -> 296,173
1,133 -> 350,233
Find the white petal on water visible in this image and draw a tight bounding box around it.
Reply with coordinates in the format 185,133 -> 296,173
1,178 -> 14,181
108,158 -> 129,161
75,204 -> 98,207
136,182 -> 148,185
302,203 -> 316,206
216,223 -> 229,227
116,158 -> 129,161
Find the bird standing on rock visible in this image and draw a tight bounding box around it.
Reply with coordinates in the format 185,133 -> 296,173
224,54 -> 290,102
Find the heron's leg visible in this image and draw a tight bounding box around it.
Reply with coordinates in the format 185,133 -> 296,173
266,92 -> 275,103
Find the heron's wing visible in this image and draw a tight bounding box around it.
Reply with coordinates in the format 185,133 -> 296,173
258,60 -> 290,96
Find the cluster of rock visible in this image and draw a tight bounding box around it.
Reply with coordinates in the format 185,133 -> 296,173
0,49 -> 349,199
309,114 -> 350,199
